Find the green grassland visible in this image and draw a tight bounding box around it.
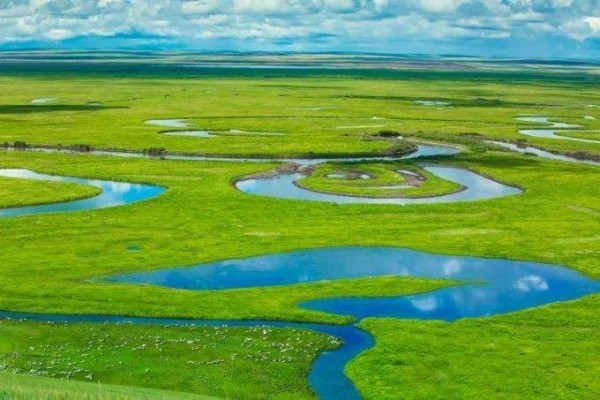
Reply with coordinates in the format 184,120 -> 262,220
0,176 -> 100,208
0,320 -> 336,399
0,150 -> 597,320
0,68 -> 598,158
350,295 -> 600,399
0,63 -> 598,398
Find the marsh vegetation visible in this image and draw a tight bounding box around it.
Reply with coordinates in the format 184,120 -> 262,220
0,58 -> 598,399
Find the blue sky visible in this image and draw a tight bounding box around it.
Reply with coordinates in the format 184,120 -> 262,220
0,0 -> 598,59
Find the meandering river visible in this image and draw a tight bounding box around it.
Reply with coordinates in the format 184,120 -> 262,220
0,143 -> 522,208
0,142 -> 597,399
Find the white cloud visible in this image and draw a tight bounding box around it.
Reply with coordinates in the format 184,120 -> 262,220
585,16 -> 600,35
514,275 -> 549,292
0,0 -> 597,49
46,28 -> 72,40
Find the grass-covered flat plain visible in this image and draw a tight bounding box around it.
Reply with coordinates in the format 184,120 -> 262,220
0,56 -> 598,399
350,295 -> 600,399
0,59 -> 599,158
0,175 -> 100,208
0,320 -> 337,399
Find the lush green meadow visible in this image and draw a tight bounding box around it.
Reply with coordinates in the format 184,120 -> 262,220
350,295 -> 600,399
0,60 -> 598,398
0,176 -> 100,208
0,65 -> 599,158
0,320 -> 337,399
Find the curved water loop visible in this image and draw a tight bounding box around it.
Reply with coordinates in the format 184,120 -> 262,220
144,119 -> 284,137
236,166 -> 521,204
479,116 -> 600,164
234,143 -> 521,204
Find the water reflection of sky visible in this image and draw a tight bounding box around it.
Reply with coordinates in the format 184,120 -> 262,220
415,100 -> 452,106
163,130 -> 215,137
110,247 -> 599,322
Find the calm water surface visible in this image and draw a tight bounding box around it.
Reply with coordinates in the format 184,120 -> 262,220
236,166 -> 521,204
30,97 -> 57,105
144,119 -> 190,128
163,130 -> 216,138
108,247 -> 598,322
415,100 -> 451,106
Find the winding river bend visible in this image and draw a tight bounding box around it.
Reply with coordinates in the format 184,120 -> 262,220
486,140 -> 599,166
1,144 -> 597,399
236,166 -> 520,204
1,143 -> 522,207
516,116 -> 600,144
482,116 -> 600,165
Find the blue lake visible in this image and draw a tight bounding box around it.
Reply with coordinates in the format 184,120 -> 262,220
108,247 -> 598,322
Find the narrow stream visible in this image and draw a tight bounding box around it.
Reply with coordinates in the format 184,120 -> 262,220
516,116 -> 600,144
485,140 -> 599,165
